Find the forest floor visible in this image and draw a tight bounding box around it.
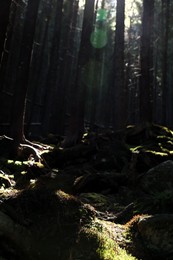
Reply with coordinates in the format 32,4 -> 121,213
0,123 -> 173,260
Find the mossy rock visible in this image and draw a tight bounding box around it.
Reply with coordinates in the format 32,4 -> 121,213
79,192 -> 111,210
137,214 -> 173,258
0,189 -> 86,259
140,160 -> 173,193
73,218 -> 138,260
79,192 -> 123,213
0,188 -> 138,260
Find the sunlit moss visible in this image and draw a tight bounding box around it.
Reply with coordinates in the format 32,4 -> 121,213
145,150 -> 167,156
7,160 -> 14,164
14,161 -> 23,166
75,224 -> 116,260
130,146 -> 142,152
116,247 -> 138,260
74,218 -> 138,260
56,190 -> 76,201
21,171 -> 27,175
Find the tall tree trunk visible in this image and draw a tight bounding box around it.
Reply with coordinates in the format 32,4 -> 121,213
112,0 -> 126,130
10,0 -> 40,146
161,0 -> 170,125
51,0 -> 79,135
139,0 -> 154,124
41,0 -> 63,135
0,0 -> 11,63
63,0 -> 95,147
26,1 -> 52,133
0,0 -> 18,92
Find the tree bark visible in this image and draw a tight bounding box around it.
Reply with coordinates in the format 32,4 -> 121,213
112,0 -> 126,130
26,1 -> 52,133
161,0 -> 170,125
139,0 -> 154,124
41,0 -> 64,135
10,0 -> 40,146
51,0 -> 79,135
0,0 -> 11,63
63,0 -> 95,147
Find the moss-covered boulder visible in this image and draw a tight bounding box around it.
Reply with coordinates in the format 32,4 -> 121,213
138,160 -> 173,213
0,188 -> 137,260
140,160 -> 173,193
137,214 -> 173,259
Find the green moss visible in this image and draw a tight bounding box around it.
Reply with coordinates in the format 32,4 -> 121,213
79,192 -> 114,212
116,247 -> 138,260
96,232 -> 116,260
75,225 -> 115,260
6,159 -> 27,172
80,192 -> 108,204
145,150 -> 167,156
130,146 -> 143,152
74,219 -> 138,260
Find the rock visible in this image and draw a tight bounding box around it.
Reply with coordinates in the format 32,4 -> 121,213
73,171 -> 126,194
79,192 -> 112,211
92,139 -> 131,171
139,160 -> 173,214
140,160 -> 173,193
137,214 -> 173,258
0,189 -> 85,259
0,188 -> 134,260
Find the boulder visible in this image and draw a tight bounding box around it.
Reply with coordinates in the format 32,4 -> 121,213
140,160 -> 173,193
137,214 -> 173,258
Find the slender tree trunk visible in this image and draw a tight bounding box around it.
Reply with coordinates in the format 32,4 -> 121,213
26,2 -> 52,133
0,0 -> 11,63
0,1 -> 25,95
125,23 -> 132,124
161,0 -> 170,125
41,0 -> 63,135
10,0 -> 40,145
0,0 -> 12,92
139,0 -> 154,124
51,0 -> 79,135
112,0 -> 126,130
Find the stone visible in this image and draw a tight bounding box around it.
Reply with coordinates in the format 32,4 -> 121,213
140,160 -> 173,193
137,214 -> 173,258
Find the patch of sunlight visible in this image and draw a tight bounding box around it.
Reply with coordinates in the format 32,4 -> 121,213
145,150 -> 168,156
7,160 -> 14,164
116,247 -> 139,260
85,218 -> 138,260
56,190 -> 76,200
125,0 -> 142,28
79,0 -> 85,8
14,161 -> 23,166
35,161 -> 44,168
21,171 -> 27,175
130,146 -> 142,152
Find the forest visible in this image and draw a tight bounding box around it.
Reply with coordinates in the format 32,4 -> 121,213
0,0 -> 173,259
